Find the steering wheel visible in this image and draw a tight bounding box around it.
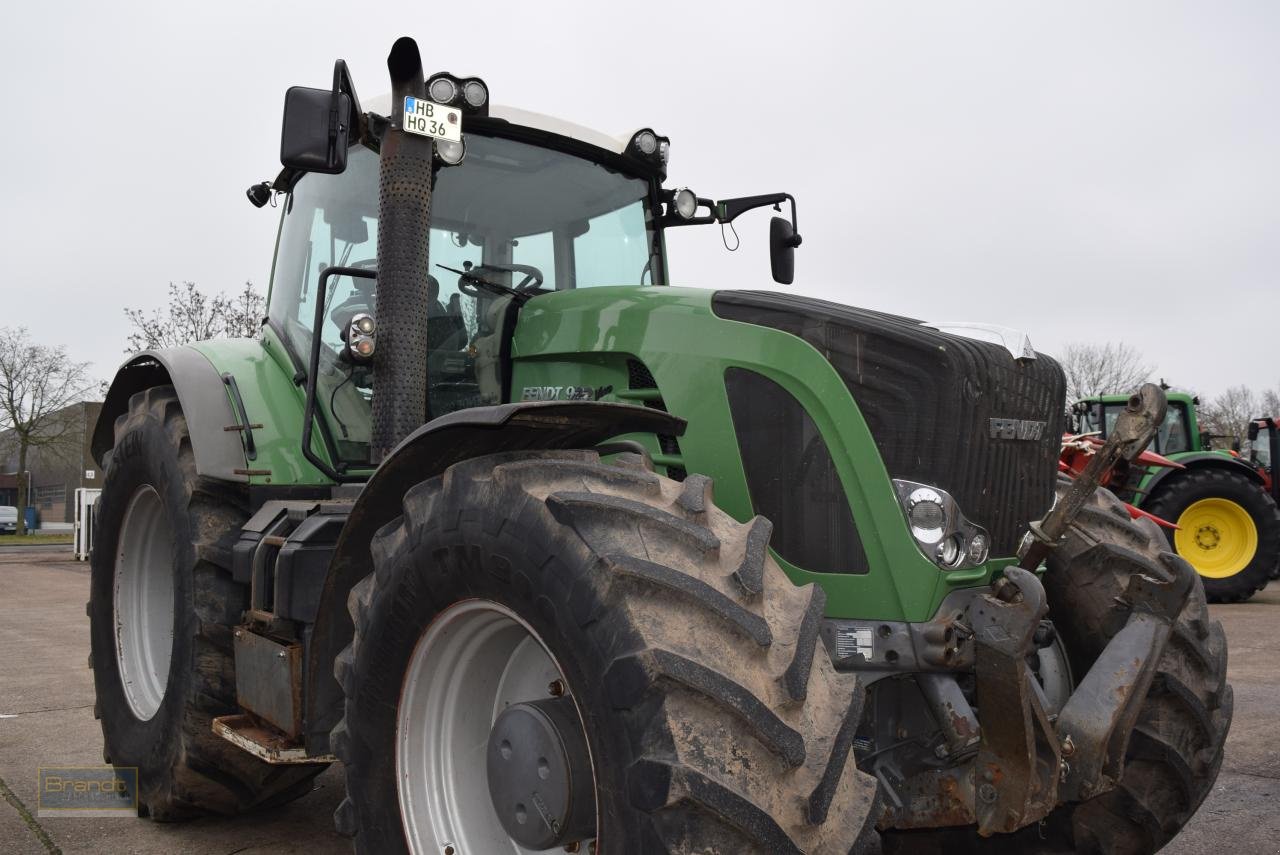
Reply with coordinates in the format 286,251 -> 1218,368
460,262 -> 545,294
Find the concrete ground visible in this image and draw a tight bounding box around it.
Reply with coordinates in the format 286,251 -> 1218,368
1,549 -> 1278,854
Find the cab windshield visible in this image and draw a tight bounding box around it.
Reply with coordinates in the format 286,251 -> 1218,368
1090,400 -> 1191,455
1253,430 -> 1272,469
268,134 -> 659,465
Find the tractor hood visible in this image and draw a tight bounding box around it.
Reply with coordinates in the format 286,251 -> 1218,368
712,289 -> 1067,556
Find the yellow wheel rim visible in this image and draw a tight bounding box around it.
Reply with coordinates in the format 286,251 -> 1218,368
1173,498 -> 1259,579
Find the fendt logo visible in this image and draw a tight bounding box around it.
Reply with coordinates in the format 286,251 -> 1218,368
988,418 -> 1047,441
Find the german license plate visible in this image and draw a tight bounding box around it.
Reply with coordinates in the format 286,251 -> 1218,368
402,96 -> 462,143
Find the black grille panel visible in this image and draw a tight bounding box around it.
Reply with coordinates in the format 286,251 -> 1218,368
713,291 -> 1065,557
725,368 -> 869,573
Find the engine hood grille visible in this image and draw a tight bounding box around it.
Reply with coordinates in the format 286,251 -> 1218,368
713,290 -> 1066,558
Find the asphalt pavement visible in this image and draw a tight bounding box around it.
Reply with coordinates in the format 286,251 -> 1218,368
1,552 -> 1278,854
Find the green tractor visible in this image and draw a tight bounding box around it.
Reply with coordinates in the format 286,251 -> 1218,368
1074,390 -> 1280,602
88,38 -> 1229,854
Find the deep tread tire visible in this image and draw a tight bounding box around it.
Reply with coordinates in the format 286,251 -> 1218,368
88,386 -> 324,819
332,450 -> 882,854
1142,467 -> 1280,603
884,477 -> 1231,854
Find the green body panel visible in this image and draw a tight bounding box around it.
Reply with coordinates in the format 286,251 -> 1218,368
177,287 -> 1010,622
189,329 -> 335,487
509,286 -> 1004,622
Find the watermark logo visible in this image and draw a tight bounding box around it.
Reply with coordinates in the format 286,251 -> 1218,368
37,766 -> 138,817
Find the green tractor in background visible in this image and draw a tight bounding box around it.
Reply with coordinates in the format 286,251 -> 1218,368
86,38 -> 1229,854
1074,390 -> 1280,602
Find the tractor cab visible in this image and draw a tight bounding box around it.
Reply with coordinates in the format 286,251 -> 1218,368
266,108 -> 666,464
1247,416 -> 1279,498
260,71 -> 800,473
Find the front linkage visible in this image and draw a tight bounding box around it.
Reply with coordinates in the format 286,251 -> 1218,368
884,384 -> 1196,835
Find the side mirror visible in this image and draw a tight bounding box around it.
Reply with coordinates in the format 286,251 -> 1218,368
281,86 -> 351,174
1248,422 -> 1260,441
770,216 -> 800,285
1199,431 -> 1212,449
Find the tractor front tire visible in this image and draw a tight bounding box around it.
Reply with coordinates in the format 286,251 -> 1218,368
1143,467 -> 1280,603
332,450 -> 881,854
88,386 -> 324,819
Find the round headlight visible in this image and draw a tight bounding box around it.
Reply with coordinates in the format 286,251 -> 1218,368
936,535 -> 962,568
436,138 -> 466,165
634,130 -> 658,156
659,140 -> 670,164
967,532 -> 989,565
673,188 -> 698,220
351,313 -> 375,335
907,487 -> 947,543
429,77 -> 457,104
462,79 -> 487,108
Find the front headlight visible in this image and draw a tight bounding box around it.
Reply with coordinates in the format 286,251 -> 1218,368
893,479 -> 990,570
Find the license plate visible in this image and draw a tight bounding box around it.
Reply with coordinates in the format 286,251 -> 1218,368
402,96 -> 462,143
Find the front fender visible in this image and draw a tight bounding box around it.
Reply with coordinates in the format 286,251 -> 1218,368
303,400 -> 684,753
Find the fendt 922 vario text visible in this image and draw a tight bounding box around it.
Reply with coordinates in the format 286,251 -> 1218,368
88,38 -> 1229,854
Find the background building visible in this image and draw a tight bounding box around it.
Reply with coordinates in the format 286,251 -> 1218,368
0,401 -> 103,527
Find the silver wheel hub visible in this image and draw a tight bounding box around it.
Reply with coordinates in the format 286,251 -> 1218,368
113,485 -> 176,721
396,599 -> 597,854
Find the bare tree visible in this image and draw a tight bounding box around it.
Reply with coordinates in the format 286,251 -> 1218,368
1200,384 -> 1258,449
0,328 -> 94,534
123,281 -> 264,353
224,281 -> 267,340
1059,341 -> 1154,402
1261,386 -> 1280,418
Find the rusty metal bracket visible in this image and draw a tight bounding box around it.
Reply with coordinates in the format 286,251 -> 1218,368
1020,383 -> 1167,570
970,567 -> 1062,836
1054,545 -> 1195,801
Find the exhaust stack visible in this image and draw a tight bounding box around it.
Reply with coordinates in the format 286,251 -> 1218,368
371,37 -> 434,462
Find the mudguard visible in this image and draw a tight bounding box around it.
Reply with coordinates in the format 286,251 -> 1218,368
1140,451 -> 1266,499
92,348 -> 248,481
302,400 -> 686,753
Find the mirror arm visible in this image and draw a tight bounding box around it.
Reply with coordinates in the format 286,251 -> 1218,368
715,193 -> 801,247
327,60 -> 362,170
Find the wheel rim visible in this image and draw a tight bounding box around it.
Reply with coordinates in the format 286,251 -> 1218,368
113,485 -> 176,721
1173,497 -> 1259,579
396,599 -> 596,854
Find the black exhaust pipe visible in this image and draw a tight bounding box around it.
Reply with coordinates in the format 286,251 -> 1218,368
371,37 -> 434,462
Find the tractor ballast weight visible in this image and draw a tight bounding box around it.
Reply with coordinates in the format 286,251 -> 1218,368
86,37 -> 1230,853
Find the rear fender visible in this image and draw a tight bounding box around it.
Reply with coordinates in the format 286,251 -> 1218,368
92,348 -> 248,481
302,400 -> 685,754
1140,453 -> 1266,500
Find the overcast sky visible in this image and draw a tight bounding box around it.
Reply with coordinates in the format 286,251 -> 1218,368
1,1 -> 1276,402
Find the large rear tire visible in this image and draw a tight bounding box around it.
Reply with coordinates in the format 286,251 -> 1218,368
1143,467 -> 1280,603
88,386 -> 324,819
332,450 -> 882,854
884,477 -> 1231,854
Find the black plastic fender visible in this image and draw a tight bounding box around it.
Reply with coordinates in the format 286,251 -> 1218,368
1139,452 -> 1266,501
303,400 -> 685,753
91,349 -> 248,481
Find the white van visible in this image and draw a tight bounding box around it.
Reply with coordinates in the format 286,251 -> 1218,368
0,506 -> 17,534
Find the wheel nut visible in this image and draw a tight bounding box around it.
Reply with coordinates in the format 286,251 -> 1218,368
548,679 -> 565,697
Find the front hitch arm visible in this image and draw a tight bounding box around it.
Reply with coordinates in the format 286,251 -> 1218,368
1019,383 -> 1167,571
1053,546 -> 1196,801
970,567 -> 1062,835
